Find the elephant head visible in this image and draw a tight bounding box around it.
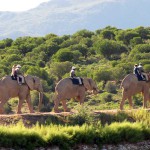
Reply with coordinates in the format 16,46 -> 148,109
83,78 -> 99,94
25,75 -> 43,111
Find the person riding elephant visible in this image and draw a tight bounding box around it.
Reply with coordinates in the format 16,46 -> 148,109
15,64 -> 25,85
133,64 -> 142,80
120,73 -> 150,110
70,66 -> 82,85
11,64 -> 17,80
70,66 -> 76,78
138,63 -> 148,81
0,75 -> 43,114
54,77 -> 99,112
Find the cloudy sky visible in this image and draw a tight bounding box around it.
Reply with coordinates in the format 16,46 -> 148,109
0,0 -> 49,11
0,0 -> 125,12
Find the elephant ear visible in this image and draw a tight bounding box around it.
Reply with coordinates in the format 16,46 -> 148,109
83,78 -> 92,90
25,75 -> 34,90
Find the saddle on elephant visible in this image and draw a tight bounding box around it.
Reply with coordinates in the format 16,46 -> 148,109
69,77 -> 83,85
135,72 -> 150,82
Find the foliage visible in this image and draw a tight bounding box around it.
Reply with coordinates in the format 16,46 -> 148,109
104,81 -> 117,94
0,26 -> 149,113
0,118 -> 149,149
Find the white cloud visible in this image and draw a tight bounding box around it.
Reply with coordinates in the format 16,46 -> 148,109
0,0 -> 49,12
47,0 -> 122,14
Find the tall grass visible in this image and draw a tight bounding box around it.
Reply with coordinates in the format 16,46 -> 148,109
0,120 -> 149,149
0,109 -> 149,149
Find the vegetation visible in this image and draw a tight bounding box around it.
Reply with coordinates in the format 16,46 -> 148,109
0,26 -> 150,113
0,26 -> 150,148
0,109 -> 149,149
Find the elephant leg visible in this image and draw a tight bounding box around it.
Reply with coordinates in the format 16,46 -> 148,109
62,100 -> 70,112
54,95 -> 61,113
17,98 -> 24,114
77,94 -> 85,105
120,91 -> 128,110
142,92 -> 149,109
128,96 -> 133,109
0,100 -> 6,114
26,94 -> 34,113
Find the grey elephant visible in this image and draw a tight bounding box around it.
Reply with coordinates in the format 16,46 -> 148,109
120,73 -> 150,110
0,75 -> 43,114
54,77 -> 99,112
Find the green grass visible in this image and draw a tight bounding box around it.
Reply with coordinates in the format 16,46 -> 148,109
0,121 -> 149,149
0,109 -> 150,149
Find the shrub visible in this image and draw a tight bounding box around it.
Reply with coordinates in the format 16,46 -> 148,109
105,81 -> 117,94
100,92 -> 113,103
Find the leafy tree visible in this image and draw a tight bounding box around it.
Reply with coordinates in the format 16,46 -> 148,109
116,30 -> 139,45
99,30 -> 115,40
0,41 -> 5,49
93,69 -> 112,83
60,38 -> 77,48
130,37 -> 143,48
94,39 -> 128,59
7,54 -> 22,62
111,67 -> 126,81
3,38 -> 13,47
71,44 -> 88,59
144,64 -> 150,72
79,38 -> 93,48
134,26 -> 149,39
49,61 -> 72,80
72,29 -> 94,38
26,66 -> 45,78
72,50 -> 82,63
45,33 -> 57,40
52,48 -> 74,62
45,41 -> 59,57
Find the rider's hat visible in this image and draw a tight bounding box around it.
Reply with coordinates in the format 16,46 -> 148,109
72,66 -> 76,70
16,64 -> 21,68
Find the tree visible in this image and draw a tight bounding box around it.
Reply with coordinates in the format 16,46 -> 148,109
71,44 -> 88,59
134,26 -> 149,39
52,48 -> 74,62
93,69 -> 112,83
4,38 -> 13,47
72,29 -> 94,38
130,37 -> 143,48
49,61 -> 72,80
94,39 -> 128,59
99,30 -> 115,40
116,30 -> 139,45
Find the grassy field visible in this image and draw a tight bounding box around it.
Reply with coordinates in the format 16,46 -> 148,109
0,109 -> 149,149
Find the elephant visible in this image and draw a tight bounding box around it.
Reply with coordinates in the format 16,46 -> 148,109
120,73 -> 150,110
53,77 -> 99,112
0,75 -> 43,114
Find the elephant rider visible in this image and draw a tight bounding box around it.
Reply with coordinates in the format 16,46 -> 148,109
70,66 -> 82,85
133,64 -> 142,80
11,64 -> 17,80
15,64 -> 25,85
138,63 -> 148,81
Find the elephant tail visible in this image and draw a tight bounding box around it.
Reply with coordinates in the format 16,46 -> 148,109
120,80 -> 130,92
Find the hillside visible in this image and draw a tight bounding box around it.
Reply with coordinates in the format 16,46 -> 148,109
0,0 -> 150,39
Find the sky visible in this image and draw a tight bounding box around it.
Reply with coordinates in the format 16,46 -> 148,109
0,0 -> 49,12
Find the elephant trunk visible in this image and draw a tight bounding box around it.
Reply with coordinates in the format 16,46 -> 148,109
38,92 -> 43,112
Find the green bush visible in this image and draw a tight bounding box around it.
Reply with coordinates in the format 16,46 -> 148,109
100,92 -> 113,103
105,81 -> 117,94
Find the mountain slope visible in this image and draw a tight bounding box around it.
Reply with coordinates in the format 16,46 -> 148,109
0,0 -> 150,40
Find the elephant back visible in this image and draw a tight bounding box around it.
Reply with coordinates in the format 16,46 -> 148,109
121,73 -> 138,89
0,75 -> 15,83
